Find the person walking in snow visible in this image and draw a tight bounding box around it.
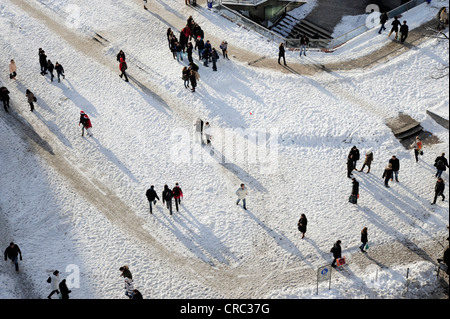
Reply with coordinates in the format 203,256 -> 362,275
120,265 -> 133,280
359,227 -> 368,253
9,59 -> 17,80
59,279 -> 72,299
236,183 -> 248,210
348,146 -> 360,170
182,66 -> 190,88
349,177 -> 359,204
330,240 -> 342,268
299,34 -> 309,57
202,40 -> 212,67
388,155 -> 400,182
388,16 -> 401,39
25,89 -> 36,112
0,86 -> 10,112
211,48 -> 219,71
47,270 -> 60,299
39,49 -> 48,75
162,184 -> 174,215
4,242 -> 22,272
359,151 -> 373,173
119,58 -> 129,82
47,60 -> 55,82
124,277 -> 134,299
400,21 -> 409,43
278,42 -> 286,66
117,50 -> 126,62
297,213 -> 307,239
79,111 -> 93,137
411,136 -> 422,163
378,11 -> 388,34
174,42 -> 183,62
173,183 -> 183,212
382,163 -> 393,188
146,185 -> 160,214
434,153 -> 449,178
167,28 -> 173,48
220,41 -> 229,59
204,121 -> 212,145
55,62 -> 65,83
189,67 -> 197,92
432,177 -> 446,205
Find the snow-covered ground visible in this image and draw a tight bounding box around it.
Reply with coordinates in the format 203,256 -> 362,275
0,0 -> 449,301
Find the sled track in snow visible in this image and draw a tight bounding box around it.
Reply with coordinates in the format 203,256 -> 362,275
4,0 -> 448,298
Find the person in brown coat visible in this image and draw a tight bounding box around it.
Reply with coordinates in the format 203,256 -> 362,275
25,89 -> 36,112
359,151 -> 373,173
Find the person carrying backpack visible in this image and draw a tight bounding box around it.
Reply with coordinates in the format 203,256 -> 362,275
162,185 -> 174,215
119,57 -> 129,82
172,183 -> 183,212
434,153 -> 449,178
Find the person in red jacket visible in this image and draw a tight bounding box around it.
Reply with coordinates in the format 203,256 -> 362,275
173,183 -> 183,212
119,57 -> 129,82
79,111 -> 93,137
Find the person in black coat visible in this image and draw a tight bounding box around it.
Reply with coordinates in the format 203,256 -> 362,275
146,185 -> 160,214
278,43 -> 286,66
47,60 -> 55,82
331,240 -> 342,268
434,153 -> 449,178
359,227 -> 368,253
388,16 -> 401,38
55,62 -> 65,83
132,289 -> 143,299
348,146 -> 360,170
211,48 -> 219,71
162,185 -> 173,215
0,87 -> 10,112
347,155 -> 354,178
350,178 -> 359,204
120,265 -> 132,280
297,214 -> 307,239
400,21 -> 408,43
388,155 -> 400,182
378,12 -> 388,34
39,50 -> 48,75
4,242 -> 22,272
382,163 -> 393,188
432,177 -> 446,205
59,279 -> 72,299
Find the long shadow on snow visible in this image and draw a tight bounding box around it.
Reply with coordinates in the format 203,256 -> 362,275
127,74 -> 171,115
357,172 -> 434,239
86,136 -> 138,183
244,208 -> 313,266
61,79 -> 99,118
152,204 -> 239,267
11,79 -> 73,149
1,110 -> 54,156
360,206 -> 436,265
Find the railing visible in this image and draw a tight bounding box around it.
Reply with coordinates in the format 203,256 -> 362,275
216,2 -> 287,44
215,0 -> 427,50
220,0 -> 268,6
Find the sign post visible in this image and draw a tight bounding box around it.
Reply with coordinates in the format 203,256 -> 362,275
317,264 -> 332,295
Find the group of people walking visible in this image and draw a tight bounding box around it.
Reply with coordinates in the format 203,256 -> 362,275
146,183 -> 184,215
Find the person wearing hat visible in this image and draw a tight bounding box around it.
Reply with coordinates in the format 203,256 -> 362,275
4,242 -> 22,272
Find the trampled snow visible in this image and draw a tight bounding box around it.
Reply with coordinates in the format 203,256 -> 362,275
0,0 -> 448,300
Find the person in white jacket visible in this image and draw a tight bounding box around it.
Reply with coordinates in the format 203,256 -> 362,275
47,270 -> 60,299
236,183 -> 248,210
